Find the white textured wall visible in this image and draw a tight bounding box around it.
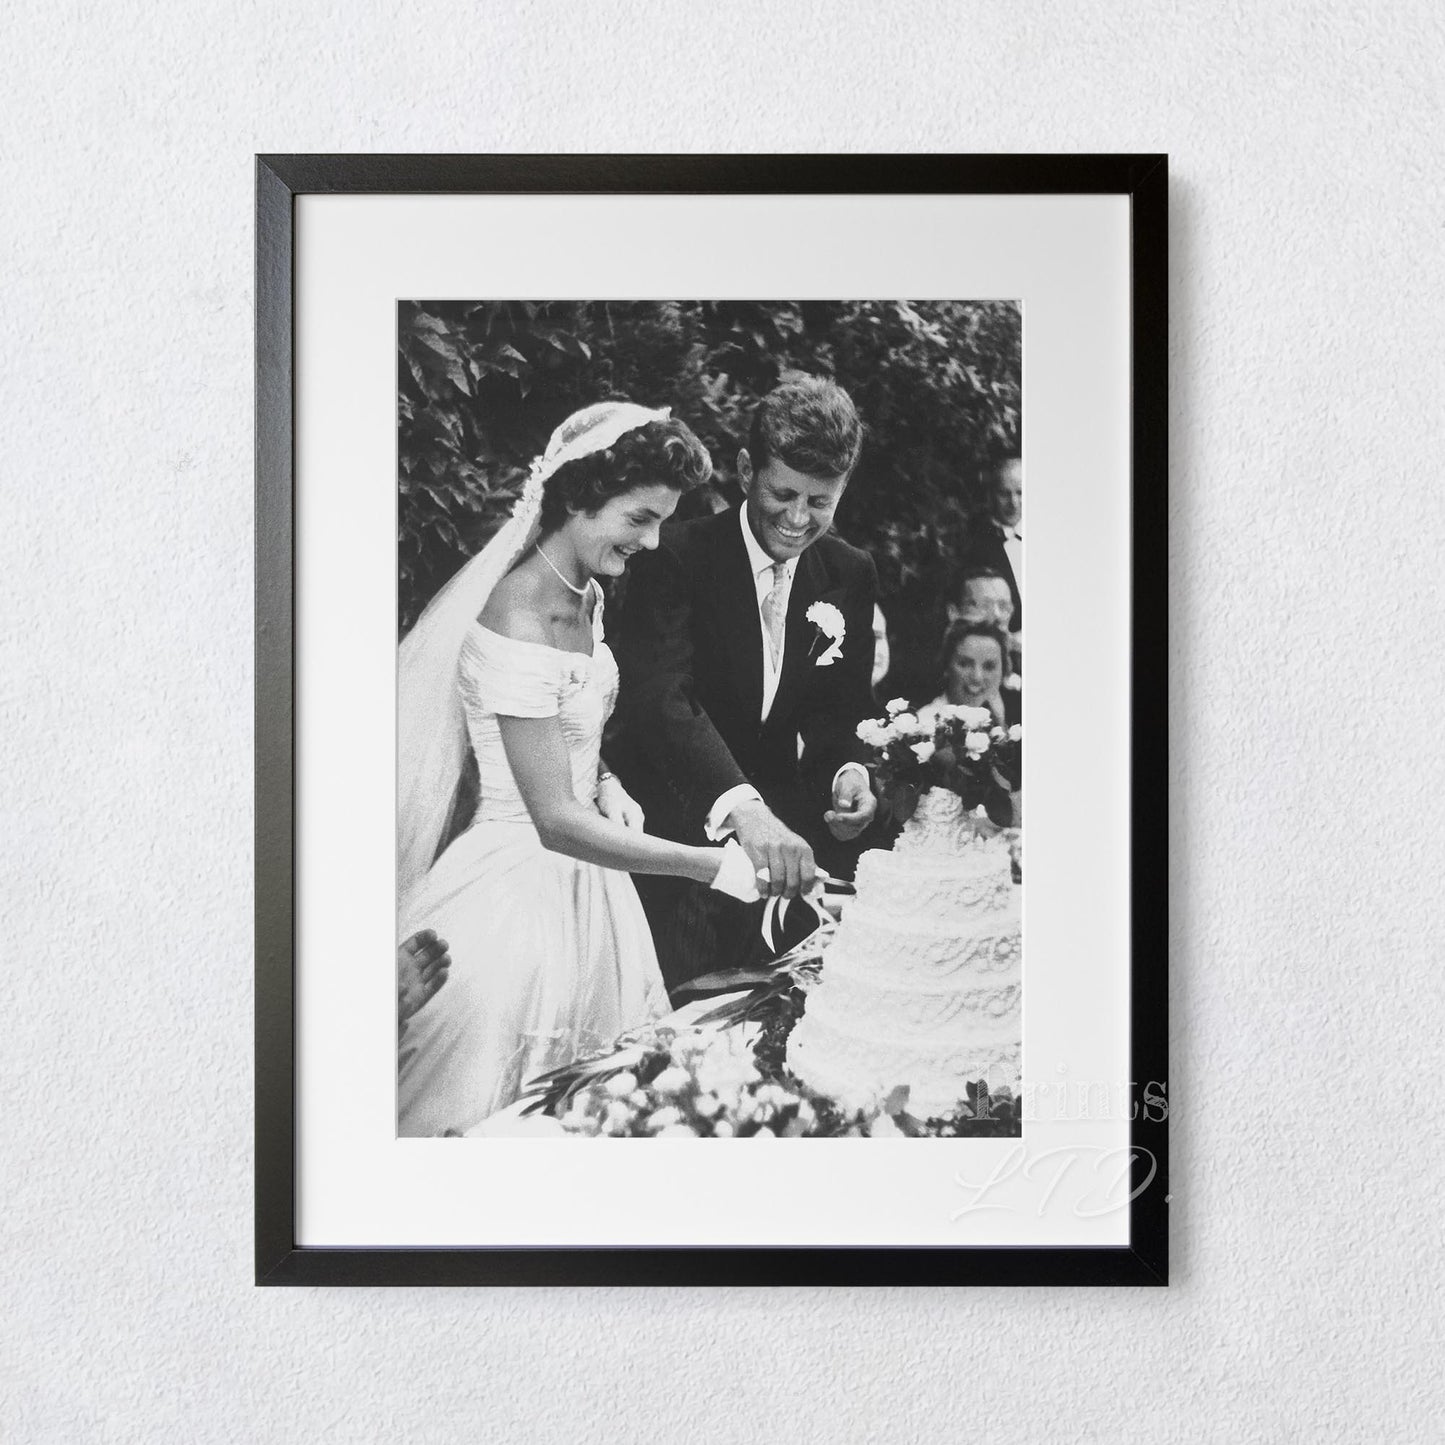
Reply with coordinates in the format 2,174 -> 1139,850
4,2 -> 1442,1440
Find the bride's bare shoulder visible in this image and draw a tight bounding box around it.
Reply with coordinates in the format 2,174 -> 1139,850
477,567 -> 552,645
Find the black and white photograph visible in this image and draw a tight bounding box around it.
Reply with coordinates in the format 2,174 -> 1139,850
271,169 -> 1152,1270
394,299 -> 1024,1140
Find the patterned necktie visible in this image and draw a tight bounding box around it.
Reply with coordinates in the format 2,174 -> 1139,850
760,561 -> 789,666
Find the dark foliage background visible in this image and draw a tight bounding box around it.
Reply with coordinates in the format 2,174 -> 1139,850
399,300 -> 1020,702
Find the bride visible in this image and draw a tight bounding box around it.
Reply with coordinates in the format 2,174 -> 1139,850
396,401 -> 756,1136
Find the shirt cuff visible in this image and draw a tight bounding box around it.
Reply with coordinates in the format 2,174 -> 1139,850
706,784 -> 763,841
832,762 -> 870,796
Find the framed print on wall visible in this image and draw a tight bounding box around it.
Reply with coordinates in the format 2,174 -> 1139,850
256,153 -> 1168,1285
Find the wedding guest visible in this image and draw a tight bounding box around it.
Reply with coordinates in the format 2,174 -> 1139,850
958,450 -> 1022,628
918,619 -> 1020,731
871,602 -> 892,700
947,566 -> 1014,630
948,565 -> 1022,674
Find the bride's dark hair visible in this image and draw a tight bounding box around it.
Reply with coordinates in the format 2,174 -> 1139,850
538,416 -> 712,534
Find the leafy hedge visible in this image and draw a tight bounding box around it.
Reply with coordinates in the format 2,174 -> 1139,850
399,300 -> 1019,699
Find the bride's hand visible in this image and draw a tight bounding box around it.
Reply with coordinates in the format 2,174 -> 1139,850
596,773 -> 645,831
707,839 -> 762,901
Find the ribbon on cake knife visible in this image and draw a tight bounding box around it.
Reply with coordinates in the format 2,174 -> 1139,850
759,868 -> 852,955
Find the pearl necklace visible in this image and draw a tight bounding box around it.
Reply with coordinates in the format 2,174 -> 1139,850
534,543 -> 590,598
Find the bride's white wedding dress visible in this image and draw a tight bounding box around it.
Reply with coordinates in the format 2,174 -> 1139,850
397,587 -> 667,1136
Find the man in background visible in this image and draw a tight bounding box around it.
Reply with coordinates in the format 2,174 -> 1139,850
961,451 -> 1022,631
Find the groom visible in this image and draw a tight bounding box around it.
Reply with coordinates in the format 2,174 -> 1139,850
609,376 -> 879,994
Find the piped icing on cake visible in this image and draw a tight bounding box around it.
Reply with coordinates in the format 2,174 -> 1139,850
786,789 -> 1021,1115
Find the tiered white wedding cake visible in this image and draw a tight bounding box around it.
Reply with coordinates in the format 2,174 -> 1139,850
787,788 -> 1021,1116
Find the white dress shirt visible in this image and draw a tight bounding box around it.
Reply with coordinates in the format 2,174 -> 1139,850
1000,523 -> 1022,596
739,504 -> 798,722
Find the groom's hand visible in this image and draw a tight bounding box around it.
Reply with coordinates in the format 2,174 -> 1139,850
727,801 -> 815,899
825,769 -> 877,842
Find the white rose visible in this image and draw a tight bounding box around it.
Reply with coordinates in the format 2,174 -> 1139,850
749,1125 -> 776,1138
695,1041 -> 760,1095
670,1032 -> 710,1062
645,1106 -> 683,1132
944,704 -> 986,730
560,1102 -> 595,1134
713,1120 -> 735,1138
692,1092 -> 723,1118
964,731 -> 990,756
656,1124 -> 700,1138
605,1071 -> 638,1098
696,1080 -> 739,1109
651,1067 -> 691,1095
886,697 -> 910,717
911,740 -> 935,763
891,712 -> 919,736
1008,724 -> 1023,743
603,1102 -> 635,1134
855,720 -> 886,747
835,1087 -> 879,1117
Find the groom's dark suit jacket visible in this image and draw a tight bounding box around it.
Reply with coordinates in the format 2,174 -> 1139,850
608,508 -> 877,853
606,509 -> 877,984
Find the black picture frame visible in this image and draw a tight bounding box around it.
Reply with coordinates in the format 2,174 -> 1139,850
256,153 -> 1168,1286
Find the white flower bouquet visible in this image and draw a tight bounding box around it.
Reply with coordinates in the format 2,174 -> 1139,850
518,1008 -> 1021,1138
858,697 -> 1022,826
530,1025 -> 822,1137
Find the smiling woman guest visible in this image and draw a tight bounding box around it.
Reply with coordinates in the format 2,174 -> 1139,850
919,618 -> 1020,731
395,402 -> 762,1136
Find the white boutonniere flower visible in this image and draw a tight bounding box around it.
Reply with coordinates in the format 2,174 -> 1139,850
805,600 -> 846,666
